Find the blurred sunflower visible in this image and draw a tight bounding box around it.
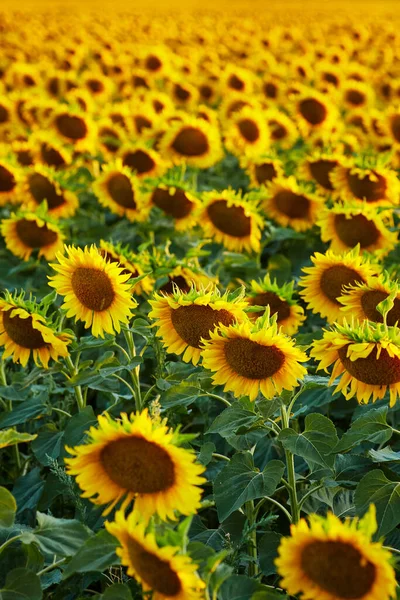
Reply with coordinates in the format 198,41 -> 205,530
264,109 -> 298,149
119,143 -> 167,179
49,245 -> 137,338
32,132 -> 72,170
65,409 -> 205,521
342,80 -> 374,109
96,119 -> 126,158
0,160 -> 21,205
224,106 -> 270,157
312,319 -> 400,407
246,274 -> 305,335
276,505 -> 396,600
149,287 -> 247,365
93,161 -> 148,222
199,189 -> 264,253
51,107 -> 95,152
156,264 -> 214,295
299,248 -> 378,323
148,182 -> 201,231
242,154 -> 284,189
107,514 -> 205,600
1,210 -> 64,262
99,240 -> 153,296
11,140 -> 35,167
331,161 -> 399,206
319,203 -> 397,256
0,291 -> 71,368
298,151 -> 345,194
339,274 -> 400,326
293,88 -> 336,135
201,316 -> 307,401
23,165 -> 79,219
0,95 -> 13,137
263,176 -> 324,232
169,80 -> 199,109
159,117 -> 223,169
222,65 -> 255,95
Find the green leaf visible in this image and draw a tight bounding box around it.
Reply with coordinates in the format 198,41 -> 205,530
0,487 -> 17,527
218,575 -> 267,600
214,454 -> 285,520
0,399 -> 48,428
101,583 -> 133,600
0,429 -> 37,449
355,470 -> 400,536
60,406 -> 97,458
0,568 -> 42,600
198,442 -> 216,466
160,382 -> 203,409
333,407 -> 392,454
32,513 -> 91,558
31,429 -> 64,466
208,403 -> 265,438
369,448 -> 400,462
258,532 -> 282,576
279,413 -> 338,470
13,468 -> 45,515
62,530 -> 119,579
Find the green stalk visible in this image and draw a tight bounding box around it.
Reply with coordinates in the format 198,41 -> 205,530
280,404 -> 300,524
245,500 -> 259,577
123,329 -> 142,412
65,355 -> 85,411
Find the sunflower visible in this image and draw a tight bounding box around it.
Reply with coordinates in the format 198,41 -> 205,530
195,105 -> 219,128
318,203 -> 397,256
224,106 -> 270,157
96,119 -> 126,158
292,88 -> 336,136
155,264 -> 215,295
142,90 -> 175,117
11,140 -> 35,167
49,245 -> 137,338
159,116 -> 223,169
149,287 -> 248,365
170,80 -> 199,109
385,107 -> 400,144
261,73 -> 285,103
81,71 -> 114,102
339,274 -> 400,326
118,143 -> 167,179
65,409 -> 205,521
0,292 -> 71,368
51,107 -> 95,152
311,319 -> 400,407
298,151 -> 345,194
299,248 -> 379,323
201,316 -> 307,401
141,46 -> 171,78
148,182 -> 201,231
264,109 -> 298,150
242,154 -> 284,189
342,80 -> 374,110
223,65 -> 255,95
219,92 -> 259,121
1,210 -> 65,262
246,274 -> 306,335
66,88 -> 96,115
316,61 -> 342,89
22,165 -> 79,219
0,160 -> 21,205
198,189 -> 264,253
130,102 -> 160,137
93,161 -> 148,222
263,176 -> 324,232
32,132 -> 72,169
276,504 -> 396,600
107,514 -> 205,600
0,95 -> 13,137
99,240 -> 153,296
330,162 -> 399,206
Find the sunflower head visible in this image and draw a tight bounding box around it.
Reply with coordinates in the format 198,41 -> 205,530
51,107 -> 95,152
224,106 -> 270,157
0,159 -> 22,205
22,165 -> 79,219
339,273 -> 400,327
147,180 -> 201,232
276,504 -> 396,600
118,143 -> 167,179
298,150 -> 345,193
242,153 -> 284,189
330,160 -> 399,206
264,108 -> 299,149
99,240 -> 153,296
32,131 -> 73,170
293,88 -> 336,135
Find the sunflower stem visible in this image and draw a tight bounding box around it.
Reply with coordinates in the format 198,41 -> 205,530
245,500 -> 259,577
64,355 -> 86,411
123,329 -> 142,412
204,392 -> 231,407
280,404 -> 300,524
1,364 -> 22,472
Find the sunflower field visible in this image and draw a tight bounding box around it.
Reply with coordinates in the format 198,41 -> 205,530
2,1 -> 400,599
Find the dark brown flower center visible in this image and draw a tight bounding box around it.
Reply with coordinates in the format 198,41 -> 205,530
264,82 -> 278,98
106,173 -> 136,209
333,213 -> 380,249
101,436 -> 175,493
71,267 -> 115,311
269,120 -> 287,140
338,345 -> 400,386
145,55 -> 162,71
360,290 -> 400,326
323,72 -> 339,86
238,119 -> 260,142
346,170 -> 387,202
28,173 -> 66,209
134,116 -> 152,134
228,74 -> 245,91
3,310 -> 46,349
159,275 -> 191,295
0,105 -> 9,123
345,89 -> 365,106
40,143 -> 67,168
126,538 -> 182,596
224,337 -> 285,379
171,304 -> 235,348
255,162 -> 277,185
123,150 -> 155,174
99,127 -> 120,153
15,219 -> 58,248
390,115 -> 400,142
320,265 -> 365,305
152,187 -> 194,219
87,79 -> 104,93
249,291 -> 291,321
55,114 -> 88,140
309,159 -> 337,190
301,540 -> 376,599
171,127 -> 209,157
299,98 -> 327,125
15,149 -> 34,167
273,190 -> 310,219
227,100 -> 249,118
99,249 -> 138,279
0,165 -> 16,193
174,84 -> 190,101
207,199 -> 252,237
200,84 -> 213,100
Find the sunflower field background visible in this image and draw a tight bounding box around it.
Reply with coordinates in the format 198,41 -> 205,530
2,1 -> 400,599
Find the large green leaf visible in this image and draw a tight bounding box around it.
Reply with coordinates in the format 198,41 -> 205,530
219,575 -> 275,600
355,470 -> 400,536
0,429 -> 37,449
62,530 -> 119,579
101,584 -> 133,600
0,568 -> 42,600
333,407 -> 392,453
0,399 -> 48,429
279,413 -> 338,470
214,453 -> 285,521
0,487 -> 17,528
258,532 -> 282,576
208,403 -> 265,438
32,513 -> 91,558
31,429 -> 64,466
